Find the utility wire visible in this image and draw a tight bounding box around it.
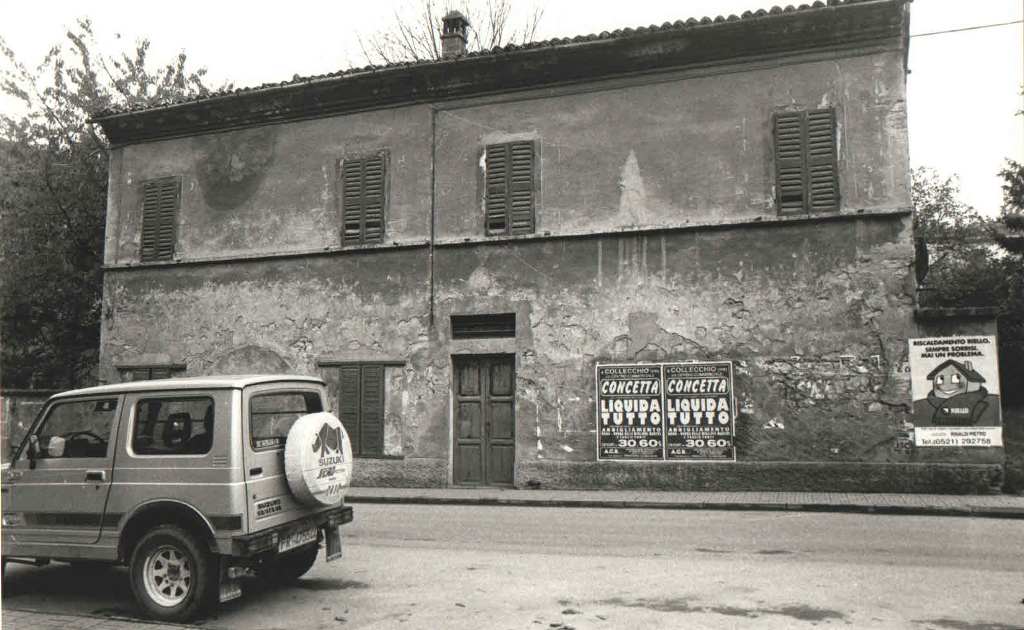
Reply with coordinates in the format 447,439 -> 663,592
910,19 -> 1023,38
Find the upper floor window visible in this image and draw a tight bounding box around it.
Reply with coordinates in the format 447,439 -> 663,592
140,176 -> 181,262
341,153 -> 386,246
485,141 -> 536,235
773,108 -> 839,214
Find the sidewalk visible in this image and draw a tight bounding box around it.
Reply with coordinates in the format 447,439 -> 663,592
345,486 -> 1024,519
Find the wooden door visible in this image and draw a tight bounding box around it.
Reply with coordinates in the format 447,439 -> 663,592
453,355 -> 515,486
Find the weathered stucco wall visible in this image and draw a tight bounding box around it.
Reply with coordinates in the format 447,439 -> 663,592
434,50 -> 910,240
95,33 -> 995,492
432,215 -> 997,492
104,105 -> 433,265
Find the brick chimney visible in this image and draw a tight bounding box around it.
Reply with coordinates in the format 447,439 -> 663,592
441,11 -> 470,59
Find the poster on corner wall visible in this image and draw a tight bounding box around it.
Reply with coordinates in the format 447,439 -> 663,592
908,335 -> 1003,447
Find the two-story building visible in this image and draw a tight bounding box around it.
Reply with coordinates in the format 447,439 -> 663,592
91,0 -> 1003,492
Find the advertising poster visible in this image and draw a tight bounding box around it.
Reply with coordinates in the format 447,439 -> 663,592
663,362 -> 736,461
908,335 -> 1002,447
596,364 -> 664,460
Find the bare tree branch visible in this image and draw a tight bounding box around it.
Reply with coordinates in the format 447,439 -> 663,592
357,0 -> 544,65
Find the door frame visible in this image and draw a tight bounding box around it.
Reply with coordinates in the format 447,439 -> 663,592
449,353 -> 517,487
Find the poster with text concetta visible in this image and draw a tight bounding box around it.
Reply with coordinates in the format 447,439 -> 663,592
596,364 -> 664,460
663,362 -> 736,460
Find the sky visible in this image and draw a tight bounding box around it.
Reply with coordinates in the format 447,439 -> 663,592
1,0 -> 1021,214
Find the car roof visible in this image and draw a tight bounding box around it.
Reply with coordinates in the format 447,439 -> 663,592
49,374 -> 326,400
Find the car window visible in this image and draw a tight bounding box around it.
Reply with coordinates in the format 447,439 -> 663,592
133,397 -> 214,456
31,398 -> 118,459
250,391 -> 323,450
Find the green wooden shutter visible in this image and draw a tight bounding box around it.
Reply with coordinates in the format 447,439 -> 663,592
342,155 -> 387,246
341,160 -> 364,245
805,109 -> 839,212
360,365 -> 385,456
508,141 -> 535,234
140,177 -> 180,262
362,155 -> 385,243
338,366 -> 361,453
773,111 -> 806,214
485,144 -> 509,234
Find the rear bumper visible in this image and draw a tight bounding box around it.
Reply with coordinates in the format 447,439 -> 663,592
231,504 -> 353,557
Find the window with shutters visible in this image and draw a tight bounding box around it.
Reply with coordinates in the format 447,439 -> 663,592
139,176 -> 181,262
484,141 -> 536,235
773,108 -> 839,214
337,364 -> 385,457
340,153 -> 387,245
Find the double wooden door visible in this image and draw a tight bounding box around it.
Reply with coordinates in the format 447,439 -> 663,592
453,355 -> 515,486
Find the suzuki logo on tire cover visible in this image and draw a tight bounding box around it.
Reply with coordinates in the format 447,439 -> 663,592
283,412 -> 352,506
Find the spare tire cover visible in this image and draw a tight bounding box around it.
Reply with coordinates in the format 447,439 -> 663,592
284,412 -> 353,506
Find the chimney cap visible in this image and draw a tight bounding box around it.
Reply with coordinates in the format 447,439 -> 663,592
443,10 -> 469,25
441,10 -> 470,58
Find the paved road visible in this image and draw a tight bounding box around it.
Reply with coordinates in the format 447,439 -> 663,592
4,504 -> 1023,629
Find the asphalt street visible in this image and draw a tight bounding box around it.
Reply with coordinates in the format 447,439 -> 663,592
3,504 -> 1023,629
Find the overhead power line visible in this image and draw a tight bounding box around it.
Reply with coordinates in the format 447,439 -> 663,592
910,19 -> 1023,38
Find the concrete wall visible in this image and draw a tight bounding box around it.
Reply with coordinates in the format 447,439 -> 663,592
104,105 -> 433,265
95,44 -> 1000,492
434,51 -> 910,241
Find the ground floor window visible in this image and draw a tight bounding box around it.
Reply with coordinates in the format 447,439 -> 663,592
117,364 -> 186,382
336,364 -> 385,457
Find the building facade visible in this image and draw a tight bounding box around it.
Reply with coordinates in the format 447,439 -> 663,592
93,0 -> 1004,492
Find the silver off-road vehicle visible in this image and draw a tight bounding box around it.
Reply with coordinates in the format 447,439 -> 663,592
1,375 -> 354,622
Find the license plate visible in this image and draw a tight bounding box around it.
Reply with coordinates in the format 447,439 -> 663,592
278,526 -> 317,553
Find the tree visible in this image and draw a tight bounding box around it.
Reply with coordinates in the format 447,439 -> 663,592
357,0 -> 543,65
911,167 -> 1000,309
0,20 -> 219,389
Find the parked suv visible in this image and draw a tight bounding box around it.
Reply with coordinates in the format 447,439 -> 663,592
1,375 -> 354,622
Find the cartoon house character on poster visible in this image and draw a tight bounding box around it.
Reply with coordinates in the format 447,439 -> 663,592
909,336 -> 1003,447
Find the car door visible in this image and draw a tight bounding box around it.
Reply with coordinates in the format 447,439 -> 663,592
6,395 -> 122,545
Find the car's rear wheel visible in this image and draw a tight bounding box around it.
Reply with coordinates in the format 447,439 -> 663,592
129,525 -> 215,622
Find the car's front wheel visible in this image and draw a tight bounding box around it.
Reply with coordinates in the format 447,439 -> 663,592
129,525 -> 215,622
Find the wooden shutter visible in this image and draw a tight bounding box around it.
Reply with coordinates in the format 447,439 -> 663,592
773,109 -> 838,214
805,109 -> 839,212
341,154 -> 386,246
360,365 -> 385,456
509,141 -> 535,234
485,144 -> 509,234
338,366 -> 361,453
486,141 -> 535,235
773,112 -> 806,214
140,177 -> 180,261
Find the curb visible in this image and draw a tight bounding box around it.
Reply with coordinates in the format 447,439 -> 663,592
344,495 -> 1024,519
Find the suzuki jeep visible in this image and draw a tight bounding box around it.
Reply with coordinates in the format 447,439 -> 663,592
1,375 -> 354,622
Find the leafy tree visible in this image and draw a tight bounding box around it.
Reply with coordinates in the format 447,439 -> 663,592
911,167 -> 1000,309
0,19 -> 218,389
357,0 -> 543,64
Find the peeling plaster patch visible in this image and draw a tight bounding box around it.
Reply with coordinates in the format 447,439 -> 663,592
618,150 -> 653,226
194,126 -> 277,211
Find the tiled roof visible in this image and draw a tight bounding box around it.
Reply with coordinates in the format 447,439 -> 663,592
92,0 -> 888,119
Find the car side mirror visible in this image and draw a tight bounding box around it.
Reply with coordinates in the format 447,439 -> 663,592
26,434 -> 40,469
